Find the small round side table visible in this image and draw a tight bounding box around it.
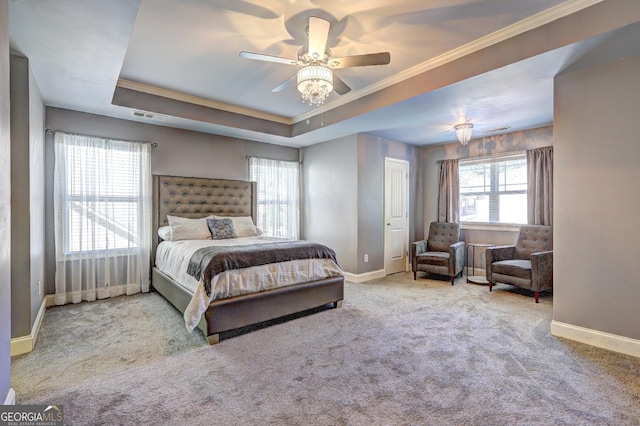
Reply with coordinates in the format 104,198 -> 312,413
466,243 -> 493,284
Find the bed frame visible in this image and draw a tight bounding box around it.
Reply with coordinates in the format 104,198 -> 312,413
151,175 -> 344,344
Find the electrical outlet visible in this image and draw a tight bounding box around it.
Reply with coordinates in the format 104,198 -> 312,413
364,254 -> 369,263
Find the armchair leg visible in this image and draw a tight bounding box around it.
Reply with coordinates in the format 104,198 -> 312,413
488,281 -> 493,292
450,276 -> 455,286
413,271 -> 417,280
534,292 -> 540,303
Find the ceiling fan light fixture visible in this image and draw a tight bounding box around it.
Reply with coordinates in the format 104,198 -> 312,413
454,123 -> 474,145
297,65 -> 333,106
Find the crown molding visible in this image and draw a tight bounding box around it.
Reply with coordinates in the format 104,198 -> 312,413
116,79 -> 294,125
294,0 -> 605,123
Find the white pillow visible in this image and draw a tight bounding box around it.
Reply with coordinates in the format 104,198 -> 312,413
157,226 -> 172,241
216,216 -> 261,237
167,215 -> 213,241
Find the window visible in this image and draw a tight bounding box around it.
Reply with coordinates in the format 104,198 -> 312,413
459,152 -> 527,224
54,133 -> 151,255
249,157 -> 300,239
53,132 -> 152,303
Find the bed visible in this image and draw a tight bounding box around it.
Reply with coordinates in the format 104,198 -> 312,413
151,175 -> 345,345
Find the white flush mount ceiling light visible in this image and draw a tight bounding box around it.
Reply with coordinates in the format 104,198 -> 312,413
454,123 -> 474,145
297,65 -> 334,106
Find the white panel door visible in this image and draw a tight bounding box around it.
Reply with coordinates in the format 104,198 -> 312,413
384,158 -> 409,275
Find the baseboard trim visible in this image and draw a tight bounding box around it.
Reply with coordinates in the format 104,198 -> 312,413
342,269 -> 386,283
10,296 -> 49,357
3,388 -> 15,405
551,320 -> 640,358
45,294 -> 56,308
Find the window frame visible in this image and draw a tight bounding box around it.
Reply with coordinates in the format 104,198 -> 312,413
458,151 -> 527,227
248,157 -> 300,239
57,138 -> 147,257
63,195 -> 142,256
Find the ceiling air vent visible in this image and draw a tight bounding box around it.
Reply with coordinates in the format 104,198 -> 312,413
132,110 -> 167,121
481,126 -> 511,134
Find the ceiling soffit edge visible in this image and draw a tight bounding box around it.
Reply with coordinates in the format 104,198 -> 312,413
111,86 -> 292,138
116,78 -> 293,125
117,0 -> 603,128
293,0 -> 605,123
113,0 -> 629,143
292,0 -> 639,138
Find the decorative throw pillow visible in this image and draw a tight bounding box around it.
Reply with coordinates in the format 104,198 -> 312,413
216,215 -> 261,237
167,215 -> 213,241
207,218 -> 238,240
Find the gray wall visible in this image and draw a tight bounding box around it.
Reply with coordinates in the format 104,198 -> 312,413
0,0 -> 13,404
9,56 -> 29,337
421,126 -> 553,267
9,54 -> 45,338
554,54 -> 640,340
301,135 -> 358,273
28,61 -> 45,324
44,107 -> 299,295
357,134 -> 421,273
301,134 -> 420,275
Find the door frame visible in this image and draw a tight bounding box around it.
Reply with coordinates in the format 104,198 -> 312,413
383,157 -> 410,275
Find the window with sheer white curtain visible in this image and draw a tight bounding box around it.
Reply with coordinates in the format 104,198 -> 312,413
53,132 -> 152,305
249,157 -> 300,239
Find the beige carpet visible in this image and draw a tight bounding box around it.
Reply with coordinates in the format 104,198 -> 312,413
11,273 -> 640,425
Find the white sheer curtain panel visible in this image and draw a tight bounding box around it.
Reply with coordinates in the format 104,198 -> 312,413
53,132 -> 152,305
249,157 -> 300,239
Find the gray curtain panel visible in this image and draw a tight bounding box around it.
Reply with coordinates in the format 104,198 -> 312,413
527,146 -> 553,225
437,159 -> 459,223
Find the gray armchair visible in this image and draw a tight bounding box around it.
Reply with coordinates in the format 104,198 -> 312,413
486,225 -> 553,303
412,222 -> 465,285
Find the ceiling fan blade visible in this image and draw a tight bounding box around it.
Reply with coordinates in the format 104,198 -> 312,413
329,52 -> 391,69
333,74 -> 351,95
239,51 -> 300,66
308,16 -> 330,60
272,74 -> 296,93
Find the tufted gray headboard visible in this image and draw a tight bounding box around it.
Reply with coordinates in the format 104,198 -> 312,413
152,175 -> 257,262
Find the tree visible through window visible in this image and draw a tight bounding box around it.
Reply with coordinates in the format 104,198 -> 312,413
459,152 -> 527,224
249,157 -> 300,239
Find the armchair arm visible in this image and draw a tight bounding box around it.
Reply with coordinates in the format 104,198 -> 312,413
485,245 -> 516,282
411,240 -> 428,272
531,250 -> 553,292
449,241 -> 465,276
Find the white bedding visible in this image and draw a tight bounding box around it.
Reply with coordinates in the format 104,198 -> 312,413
155,236 -> 343,331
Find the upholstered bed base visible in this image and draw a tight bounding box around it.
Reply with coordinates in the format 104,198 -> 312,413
151,175 -> 344,344
152,267 -> 344,344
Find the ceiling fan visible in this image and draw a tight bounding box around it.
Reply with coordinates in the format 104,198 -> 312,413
239,16 -> 391,105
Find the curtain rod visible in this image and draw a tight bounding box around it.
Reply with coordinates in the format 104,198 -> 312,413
245,155 -> 302,164
435,149 -> 528,164
45,129 -> 158,148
